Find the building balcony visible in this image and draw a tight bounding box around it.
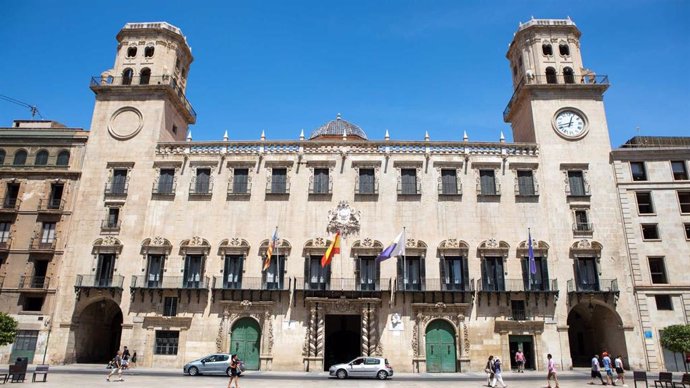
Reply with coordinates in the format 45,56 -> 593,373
294,277 -> 391,299
0,197 -> 21,213
29,238 -> 57,253
227,177 -> 252,197
37,198 -> 65,213
212,276 -> 290,302
567,278 -> 620,305
573,222 -> 594,235
394,278 -> 474,304
101,219 -> 121,232
74,274 -> 124,299
476,278 -> 559,306
0,236 -> 12,252
104,182 -> 129,197
18,276 -> 50,291
90,75 -> 197,123
503,74 -> 609,122
131,275 -> 210,303
189,177 -> 214,197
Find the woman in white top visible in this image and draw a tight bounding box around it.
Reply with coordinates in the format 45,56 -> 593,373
614,355 -> 625,386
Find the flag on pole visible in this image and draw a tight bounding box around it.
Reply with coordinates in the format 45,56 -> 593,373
377,230 -> 406,262
528,229 -> 537,275
263,227 -> 279,272
321,232 -> 341,268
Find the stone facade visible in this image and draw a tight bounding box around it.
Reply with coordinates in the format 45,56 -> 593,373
0,19 -> 660,373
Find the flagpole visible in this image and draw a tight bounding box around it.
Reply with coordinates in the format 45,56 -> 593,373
527,227 -> 531,291
402,226 -> 406,291
275,226 -> 280,289
339,229 -> 343,291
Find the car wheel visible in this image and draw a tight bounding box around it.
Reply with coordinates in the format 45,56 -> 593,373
188,366 -> 199,376
336,369 -> 347,379
376,370 -> 388,380
226,367 -> 232,377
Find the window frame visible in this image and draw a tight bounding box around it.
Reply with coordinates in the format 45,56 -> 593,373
671,161 -> 689,181
515,169 -> 538,197
630,161 -> 648,181
641,223 -> 661,241
439,168 -> 462,196
163,297 -> 178,317
635,191 -> 655,215
648,257 -> 668,284
678,191 -> 690,214
477,168 -> 500,196
654,294 -> 673,311
565,169 -> 590,197
684,223 -> 690,240
398,167 -> 420,196
154,330 -> 179,355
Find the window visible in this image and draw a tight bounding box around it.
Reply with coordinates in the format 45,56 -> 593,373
574,210 -> 591,232
655,295 -> 673,311
631,162 -> 647,181
482,257 -> 505,291
163,297 -> 178,317
270,168 -> 287,194
400,168 -> 418,195
224,255 -> 243,288
563,67 -> 575,84
144,46 -> 154,58
641,224 -> 660,240
156,169 -> 175,194
126,46 -> 137,58
56,150 -> 70,166
183,255 -> 204,288
442,256 -> 468,291
110,169 -> 128,194
567,170 -> 587,196
0,222 -> 9,243
12,331 -> 38,355
357,168 -> 376,194
154,331 -> 179,355
511,300 -> 526,320
636,192 -> 654,214
231,168 -> 249,194
263,255 -> 285,289
3,183 -> 20,208
146,255 -> 165,287
0,149 -> 5,164
13,150 -> 27,165
685,223 -> 690,239
679,191 -> 690,213
545,67 -> 557,84
22,296 -> 44,311
34,150 -> 49,165
479,169 -> 497,195
672,161 -> 688,180
542,43 -> 553,56
358,256 -> 377,291
516,170 -> 536,196
559,43 -> 570,56
307,256 -> 329,290
522,256 -> 550,291
192,168 -> 211,194
122,68 -> 133,85
139,68 -> 151,85
311,168 -> 330,194
49,183 -> 64,209
398,257 -> 423,291
95,254 -> 114,286
104,207 -> 120,229
41,222 -> 56,244
575,257 -> 599,291
440,169 -> 460,195
648,257 -> 668,284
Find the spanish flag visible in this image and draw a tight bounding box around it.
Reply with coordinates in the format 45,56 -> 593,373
321,232 -> 341,268
263,227 -> 278,272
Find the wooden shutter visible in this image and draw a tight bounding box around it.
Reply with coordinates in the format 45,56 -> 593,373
496,258 -> 505,291
461,257 -> 470,291
396,257 -> 403,290
355,256 -> 361,291
420,256 -> 427,291
439,256 -> 447,290
481,259 -> 489,290
541,257 -> 550,291
303,256 -> 310,289
521,257 -> 529,291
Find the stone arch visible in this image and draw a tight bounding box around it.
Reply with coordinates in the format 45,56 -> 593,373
424,318 -> 458,372
92,236 -> 123,255
226,312 -> 265,370
567,300 -> 629,367
570,239 -> 603,258
350,238 -> 383,255
179,236 -> 211,255
140,236 -> 172,255
302,237 -> 333,256
477,239 -> 510,257
217,238 -> 250,256
74,298 -> 123,363
437,239 -> 469,256
258,238 -> 291,255
516,239 -> 549,257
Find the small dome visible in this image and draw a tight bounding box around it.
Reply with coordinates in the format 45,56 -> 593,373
309,114 -> 368,140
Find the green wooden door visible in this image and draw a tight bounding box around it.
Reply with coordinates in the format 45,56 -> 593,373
230,318 -> 260,370
425,320 -> 456,373
10,330 -> 38,362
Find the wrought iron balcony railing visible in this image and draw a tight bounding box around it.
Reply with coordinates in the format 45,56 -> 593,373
567,278 -> 618,293
477,181 -> 501,196
101,219 -> 122,231
309,176 -> 333,195
265,177 -> 290,194
189,177 -> 214,196
227,176 -> 252,195
354,176 -> 379,195
295,277 -> 392,292
152,179 -> 177,196
514,181 -> 540,196
573,222 -> 594,233
503,279 -> 558,292
131,275 -> 209,289
213,276 -> 291,291
438,180 -> 463,196
104,182 -> 129,196
18,276 -> 50,290
75,274 -> 125,288
0,236 -> 12,250
397,181 -> 422,196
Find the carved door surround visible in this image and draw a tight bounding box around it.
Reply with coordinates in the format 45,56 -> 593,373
411,302 -> 471,373
302,297 -> 382,372
218,300 -> 275,370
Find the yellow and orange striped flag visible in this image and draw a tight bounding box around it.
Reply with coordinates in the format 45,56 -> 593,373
262,227 -> 278,272
320,232 -> 341,268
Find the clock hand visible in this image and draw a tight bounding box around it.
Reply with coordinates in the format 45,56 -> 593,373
568,116 -> 574,127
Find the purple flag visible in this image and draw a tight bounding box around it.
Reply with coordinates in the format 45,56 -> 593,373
528,229 -> 537,275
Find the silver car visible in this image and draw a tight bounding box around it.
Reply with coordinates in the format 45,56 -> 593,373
329,356 -> 393,380
183,353 -> 232,376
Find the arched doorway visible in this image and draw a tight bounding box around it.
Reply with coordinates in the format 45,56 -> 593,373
75,299 -> 123,363
567,302 -> 629,367
324,314 -> 360,371
230,318 -> 260,370
425,319 -> 457,372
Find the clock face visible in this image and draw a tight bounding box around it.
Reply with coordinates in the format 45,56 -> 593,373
553,110 -> 587,139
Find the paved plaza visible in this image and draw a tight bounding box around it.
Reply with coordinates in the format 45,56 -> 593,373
1,365 -> 642,388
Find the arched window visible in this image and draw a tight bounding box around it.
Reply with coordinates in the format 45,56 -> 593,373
139,68 -> 151,85
542,43 -> 553,56
559,43 -> 570,56
545,67 -> 557,84
0,149 -> 5,165
127,46 -> 137,58
13,150 -> 27,165
56,151 -> 70,166
563,67 -> 575,84
144,46 -> 154,58
122,68 -> 133,85
35,150 -> 49,166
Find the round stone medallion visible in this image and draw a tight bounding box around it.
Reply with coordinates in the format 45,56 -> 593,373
108,107 -> 143,140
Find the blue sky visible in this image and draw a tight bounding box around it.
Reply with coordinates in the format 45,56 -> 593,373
1,1 -> 688,146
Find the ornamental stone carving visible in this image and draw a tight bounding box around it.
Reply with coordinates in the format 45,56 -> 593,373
411,303 -> 471,359
326,201 -> 360,236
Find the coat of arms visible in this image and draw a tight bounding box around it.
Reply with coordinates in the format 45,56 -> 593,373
327,201 -> 360,237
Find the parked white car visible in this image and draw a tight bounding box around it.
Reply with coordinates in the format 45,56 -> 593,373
329,356 -> 393,380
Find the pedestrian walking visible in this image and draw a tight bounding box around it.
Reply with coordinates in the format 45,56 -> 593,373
130,351 -> 137,368
485,355 -> 495,387
491,357 -> 507,388
515,349 -> 525,373
122,346 -> 131,369
589,354 -> 605,385
106,351 -> 124,382
546,354 -> 559,388
614,354 -> 625,386
227,354 -> 241,388
602,352 -> 614,386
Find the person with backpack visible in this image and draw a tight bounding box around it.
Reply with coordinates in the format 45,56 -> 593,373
485,355 -> 495,387
227,354 -> 241,388
491,357 -> 507,388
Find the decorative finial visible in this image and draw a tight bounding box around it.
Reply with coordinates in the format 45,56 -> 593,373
186,130 -> 192,142
336,113 -> 341,121
223,130 -> 229,141
260,130 -> 266,141
300,129 -> 305,140
463,130 -> 468,142
499,130 -> 505,143
343,129 -> 347,141
424,131 -> 430,141
384,129 -> 390,141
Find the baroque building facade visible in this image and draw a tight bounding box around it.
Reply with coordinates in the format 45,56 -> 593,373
3,18 -> 677,373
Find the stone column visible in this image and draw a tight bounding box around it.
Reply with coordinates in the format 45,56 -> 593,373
534,330 -> 542,371
361,306 -> 369,356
